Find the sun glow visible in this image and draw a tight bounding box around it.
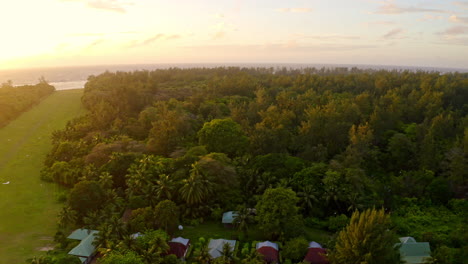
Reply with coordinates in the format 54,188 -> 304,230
0,0 -> 466,70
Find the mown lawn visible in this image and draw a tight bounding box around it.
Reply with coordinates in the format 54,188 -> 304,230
0,89 -> 85,264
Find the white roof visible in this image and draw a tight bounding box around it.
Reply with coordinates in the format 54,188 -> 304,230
256,241 -> 278,251
131,232 -> 143,239
171,237 -> 190,246
309,241 -> 322,248
400,237 -> 417,244
208,239 -> 236,259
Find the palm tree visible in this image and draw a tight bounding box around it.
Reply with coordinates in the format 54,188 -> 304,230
219,242 -> 237,263
297,185 -> 319,215
143,184 -> 160,207
194,239 -> 211,264
241,249 -> 264,264
58,206 -> 77,229
234,206 -> 254,236
179,163 -> 214,206
155,173 -> 175,200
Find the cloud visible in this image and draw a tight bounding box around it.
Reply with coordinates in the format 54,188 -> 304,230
438,26 -> 468,36
382,28 -> 405,39
128,34 -> 181,48
68,31 -> 138,37
418,14 -> 444,21
453,1 -> 468,10
362,20 -> 396,26
85,39 -> 105,49
374,2 -> 448,14
60,0 -> 132,13
276,8 -> 313,13
295,33 -> 361,40
213,31 -> 226,40
449,15 -> 468,24
182,43 -> 377,53
212,21 -> 237,40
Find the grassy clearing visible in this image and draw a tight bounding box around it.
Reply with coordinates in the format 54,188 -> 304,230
175,221 -> 332,245
175,221 -> 238,242
0,89 -> 85,264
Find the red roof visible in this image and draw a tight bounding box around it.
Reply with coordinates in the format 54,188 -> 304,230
167,242 -> 188,258
257,246 -> 279,263
304,248 -> 328,264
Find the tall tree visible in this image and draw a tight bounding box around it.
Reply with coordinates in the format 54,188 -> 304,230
198,118 -> 249,157
329,208 -> 399,264
154,200 -> 179,234
255,187 -> 300,240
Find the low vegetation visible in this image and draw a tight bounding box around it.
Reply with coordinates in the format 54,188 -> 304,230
0,79 -> 54,128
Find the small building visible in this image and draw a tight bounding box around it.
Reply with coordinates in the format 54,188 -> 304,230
304,241 -> 328,264
208,238 -> 237,259
222,211 -> 239,228
395,237 -> 431,264
167,237 -> 190,259
67,229 -> 99,264
256,241 -> 279,263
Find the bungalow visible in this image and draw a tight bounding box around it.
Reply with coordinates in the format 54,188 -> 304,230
395,237 -> 432,264
67,229 -> 99,264
256,241 -> 279,264
208,238 -> 237,259
167,237 -> 190,259
304,241 -> 328,264
222,211 -> 239,228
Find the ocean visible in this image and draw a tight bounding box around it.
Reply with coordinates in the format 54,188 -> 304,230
1,63 -> 467,91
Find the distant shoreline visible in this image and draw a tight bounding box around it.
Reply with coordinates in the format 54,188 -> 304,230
2,63 -> 467,87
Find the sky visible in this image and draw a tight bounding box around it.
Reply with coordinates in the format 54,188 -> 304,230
0,0 -> 467,69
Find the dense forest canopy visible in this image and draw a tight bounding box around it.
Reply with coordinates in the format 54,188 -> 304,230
0,80 -> 54,128
41,67 -> 467,264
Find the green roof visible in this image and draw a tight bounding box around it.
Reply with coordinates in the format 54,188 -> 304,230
222,211 -> 239,224
395,241 -> 431,264
68,231 -> 98,258
67,229 -> 98,240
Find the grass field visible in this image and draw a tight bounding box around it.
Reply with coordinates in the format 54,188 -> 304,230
0,89 -> 85,264
175,221 -> 332,246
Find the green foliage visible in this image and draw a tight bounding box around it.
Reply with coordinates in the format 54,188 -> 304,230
329,208 -> 399,264
128,207 -> 156,231
0,82 -> 54,128
37,68 -> 468,263
327,214 -> 349,232
100,251 -> 145,264
154,200 -> 179,234
283,237 -> 309,262
392,200 -> 466,248
198,118 -> 249,157
133,230 -> 170,263
67,180 -> 105,217
256,187 -> 300,240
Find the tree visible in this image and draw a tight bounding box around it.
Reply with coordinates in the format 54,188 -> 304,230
329,208 -> 399,264
241,249 -> 264,264
283,237 -> 309,262
68,180 -> 105,216
194,238 -> 211,264
100,251 -> 145,264
256,187 -> 300,240
198,118 -> 249,157
179,163 -> 214,206
214,242 -> 237,264
154,200 -> 179,234
133,230 -> 170,264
